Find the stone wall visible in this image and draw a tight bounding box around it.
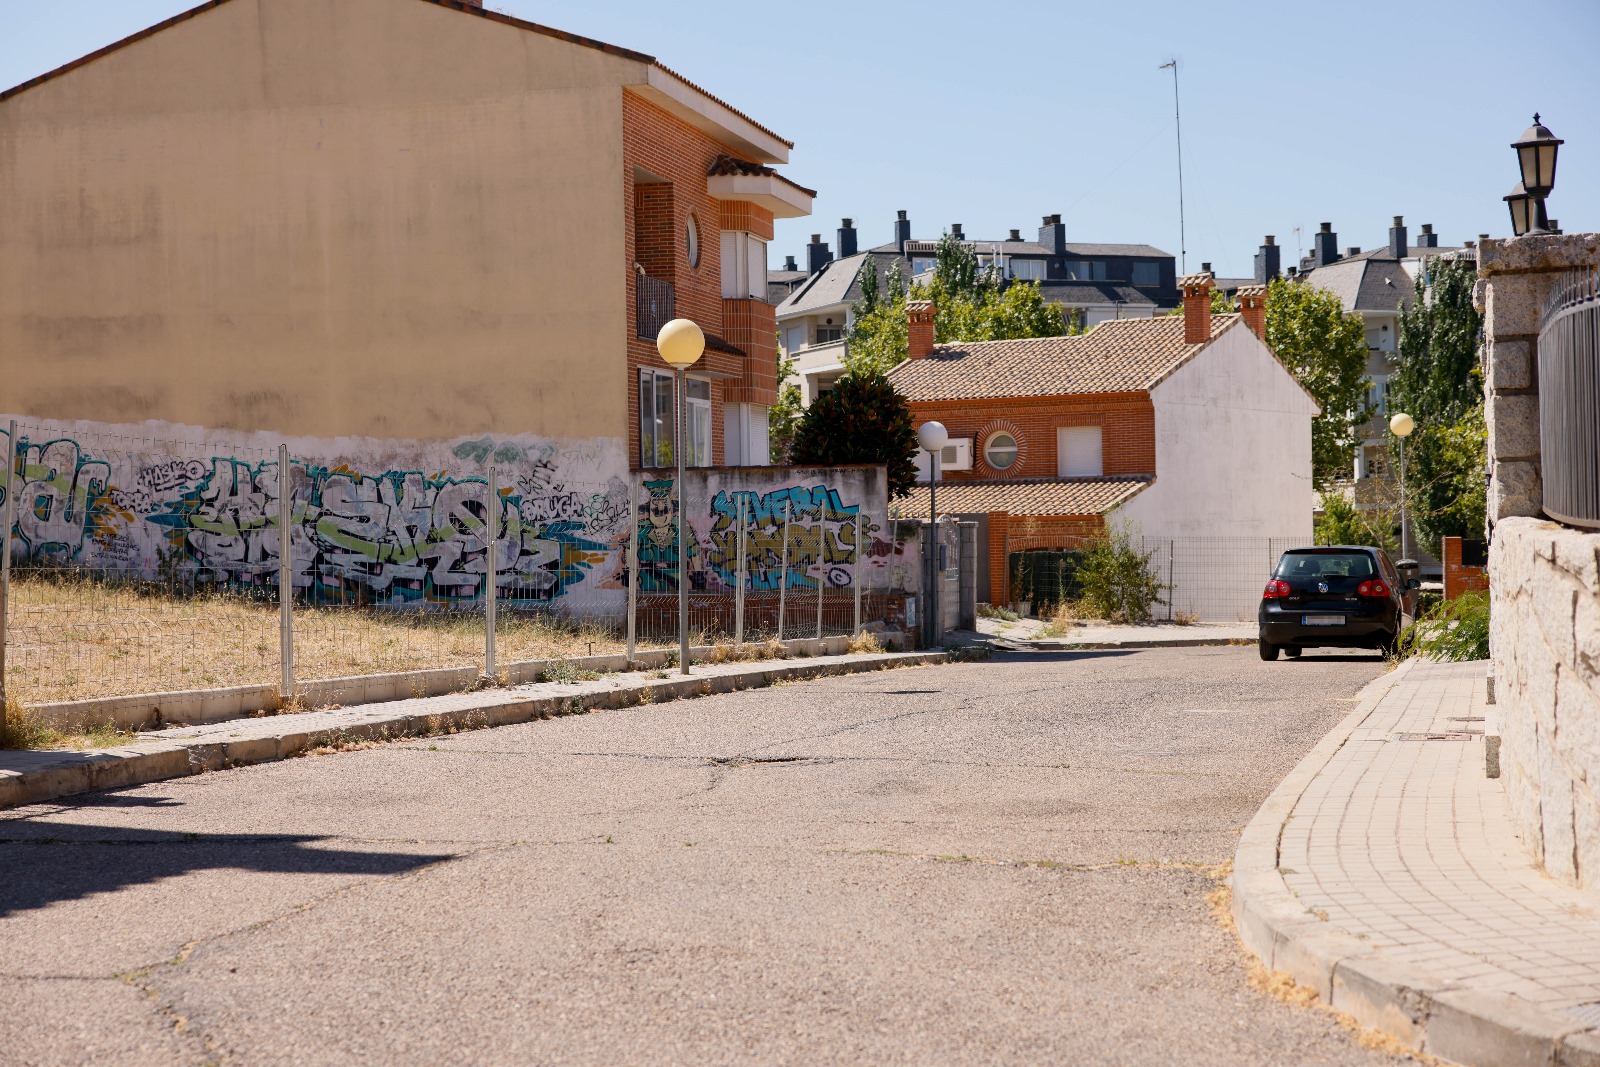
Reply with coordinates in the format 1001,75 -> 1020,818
1479,233 -> 1600,891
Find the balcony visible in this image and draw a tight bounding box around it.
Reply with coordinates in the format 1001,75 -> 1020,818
636,275 -> 675,340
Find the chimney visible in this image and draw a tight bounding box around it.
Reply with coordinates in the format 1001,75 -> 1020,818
1314,222 -> 1340,267
1038,213 -> 1066,255
806,234 -> 832,275
1008,229 -> 1022,241
950,223 -> 965,241
1287,266 -> 1299,279
1417,223 -> 1438,249
783,254 -> 797,272
1388,215 -> 1408,259
907,300 -> 937,360
1254,235 -> 1281,283
837,218 -> 858,258
1236,284 -> 1267,341
1201,261 -> 1212,274
894,209 -> 911,252
1346,246 -> 1361,258
1181,271 -> 1215,344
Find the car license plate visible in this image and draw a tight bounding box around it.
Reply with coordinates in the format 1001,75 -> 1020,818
1303,614 -> 1345,626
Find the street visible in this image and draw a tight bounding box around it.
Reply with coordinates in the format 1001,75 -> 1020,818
2,646 -> 1403,1066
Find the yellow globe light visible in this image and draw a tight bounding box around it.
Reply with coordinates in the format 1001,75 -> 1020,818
1389,412 -> 1415,438
656,318 -> 705,369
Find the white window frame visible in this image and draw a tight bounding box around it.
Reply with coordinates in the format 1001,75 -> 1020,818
686,376 -> 712,467
1057,426 -> 1103,478
720,231 -> 767,299
983,431 -> 1019,471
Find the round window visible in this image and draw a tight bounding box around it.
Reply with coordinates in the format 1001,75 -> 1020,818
686,213 -> 700,268
985,432 -> 1018,470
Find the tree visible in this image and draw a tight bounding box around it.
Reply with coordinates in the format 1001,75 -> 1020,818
767,346 -> 804,464
789,371 -> 918,498
1391,257 -> 1486,557
1263,278 -> 1372,489
856,255 -> 881,315
1315,490 -> 1398,555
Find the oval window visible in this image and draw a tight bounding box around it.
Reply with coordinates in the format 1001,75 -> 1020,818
686,213 -> 700,268
985,432 -> 1018,470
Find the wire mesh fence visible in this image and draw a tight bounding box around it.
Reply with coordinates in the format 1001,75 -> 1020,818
0,422 -> 913,716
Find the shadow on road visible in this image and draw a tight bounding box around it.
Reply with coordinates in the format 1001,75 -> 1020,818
0,822 -> 450,917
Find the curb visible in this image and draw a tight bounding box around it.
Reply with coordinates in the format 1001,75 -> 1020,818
1,650 -> 946,811
1230,660 -> 1600,1067
1013,636 -> 1254,651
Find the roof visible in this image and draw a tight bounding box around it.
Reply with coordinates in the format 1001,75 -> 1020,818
0,0 -> 794,153
894,478 -> 1152,518
1037,280 -> 1157,307
707,154 -> 817,197
775,252 -> 874,315
1299,257 -> 1416,315
887,314 -> 1242,402
867,239 -> 1171,259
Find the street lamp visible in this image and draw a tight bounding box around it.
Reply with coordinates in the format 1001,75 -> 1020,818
1509,114 -> 1563,236
917,421 -> 948,524
1390,412 -> 1415,561
656,317 -> 704,676
1503,182 -> 1533,237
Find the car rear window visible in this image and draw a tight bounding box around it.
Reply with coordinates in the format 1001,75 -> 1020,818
1276,551 -> 1377,579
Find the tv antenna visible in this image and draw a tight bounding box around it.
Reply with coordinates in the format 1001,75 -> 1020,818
1158,59 -> 1186,274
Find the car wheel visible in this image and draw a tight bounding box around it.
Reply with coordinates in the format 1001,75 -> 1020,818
1258,641 -> 1279,661
1284,646 -> 1302,659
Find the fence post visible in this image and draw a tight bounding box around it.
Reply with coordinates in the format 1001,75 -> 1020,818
0,420 -> 15,711
815,503 -> 825,641
626,478 -> 638,664
485,466 -> 498,681
277,444 -> 294,705
778,500 -> 790,642
853,510 -> 864,637
1168,539 -> 1176,622
734,494 -> 746,647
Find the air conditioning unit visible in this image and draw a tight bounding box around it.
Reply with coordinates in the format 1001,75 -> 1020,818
940,439 -> 974,471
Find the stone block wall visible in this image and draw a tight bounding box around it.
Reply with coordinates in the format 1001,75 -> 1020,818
1480,232 -> 1600,891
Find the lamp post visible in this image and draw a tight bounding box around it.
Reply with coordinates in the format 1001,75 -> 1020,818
1390,412 -> 1414,561
917,421 -> 948,524
1507,114 -> 1563,236
656,317 -> 704,676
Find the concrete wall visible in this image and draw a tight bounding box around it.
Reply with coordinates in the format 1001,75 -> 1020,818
1480,232 -> 1600,891
0,0 -> 643,440
1115,320 -> 1317,541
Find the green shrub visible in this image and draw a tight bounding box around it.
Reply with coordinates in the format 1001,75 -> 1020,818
1400,590 -> 1489,662
1008,549 -> 1087,611
1075,528 -> 1166,624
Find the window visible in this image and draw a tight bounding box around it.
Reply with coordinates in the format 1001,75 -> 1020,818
1067,260 -> 1107,281
815,324 -> 844,344
1131,262 -> 1160,286
984,432 -> 1019,471
686,377 -> 712,467
640,371 -> 711,467
1367,376 -> 1391,415
720,231 -> 767,299
1010,259 -> 1045,281
685,214 -> 700,268
1057,426 -> 1103,477
911,257 -> 937,277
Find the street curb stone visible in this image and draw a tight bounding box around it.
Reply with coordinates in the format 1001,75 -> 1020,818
1230,660 -> 1600,1065
0,650 -> 946,811
1014,636 -> 1254,651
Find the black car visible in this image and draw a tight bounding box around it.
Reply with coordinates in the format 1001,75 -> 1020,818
1257,546 -> 1418,660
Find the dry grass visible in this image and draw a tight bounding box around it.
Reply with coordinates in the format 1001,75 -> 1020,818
5,572 -> 625,707
846,630 -> 885,654
2,697 -> 140,750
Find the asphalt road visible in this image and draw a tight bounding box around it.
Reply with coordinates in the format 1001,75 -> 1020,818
1,646 -> 1408,1066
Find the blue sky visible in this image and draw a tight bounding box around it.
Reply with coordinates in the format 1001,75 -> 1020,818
6,0 -> 1599,278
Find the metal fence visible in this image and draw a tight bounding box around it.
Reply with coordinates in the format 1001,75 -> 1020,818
0,420 -> 911,715
1539,267 -> 1600,529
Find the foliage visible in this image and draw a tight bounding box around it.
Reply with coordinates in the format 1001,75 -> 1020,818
844,233 -> 1072,377
789,371 -> 919,498
1263,278 -> 1373,490
1400,590 -> 1490,662
1009,549 -> 1086,610
1392,257 -> 1486,557
768,345 -> 804,464
1075,526 -> 1166,624
1314,490 -> 1398,556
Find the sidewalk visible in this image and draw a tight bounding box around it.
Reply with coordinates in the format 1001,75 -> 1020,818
0,647 -> 944,810
978,615 -> 1255,649
1233,658 -> 1600,1066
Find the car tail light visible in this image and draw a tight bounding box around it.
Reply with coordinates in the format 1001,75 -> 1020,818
1262,579 -> 1291,599
1357,579 -> 1391,598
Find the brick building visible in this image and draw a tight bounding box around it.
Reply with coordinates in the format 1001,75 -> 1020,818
888,275 -> 1319,614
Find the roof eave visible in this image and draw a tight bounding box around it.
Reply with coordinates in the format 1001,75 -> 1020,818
706,172 -> 813,219
641,65 -> 791,164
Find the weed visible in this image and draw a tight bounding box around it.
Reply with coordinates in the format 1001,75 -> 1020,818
1,699 -> 138,751
604,835 -> 615,844
662,649 -> 680,668
942,644 -> 991,662
977,603 -> 1019,622
541,658 -> 601,685
1173,610 -> 1200,626
846,630 -> 885,654
1399,590 -> 1489,662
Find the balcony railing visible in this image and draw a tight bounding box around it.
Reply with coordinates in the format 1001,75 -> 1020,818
636,275 -> 675,340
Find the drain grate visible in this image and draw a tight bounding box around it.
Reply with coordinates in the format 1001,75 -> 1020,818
1390,731 -> 1481,742
1565,1002 -> 1600,1027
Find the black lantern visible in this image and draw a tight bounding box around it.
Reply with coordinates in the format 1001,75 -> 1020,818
1504,182 -> 1533,237
1513,114 -> 1563,195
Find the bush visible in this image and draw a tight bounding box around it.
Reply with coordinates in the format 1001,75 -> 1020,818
1076,528 -> 1165,624
1400,590 -> 1489,662
1008,549 -> 1087,611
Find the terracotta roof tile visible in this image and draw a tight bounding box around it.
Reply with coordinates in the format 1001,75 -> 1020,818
892,478 -> 1151,518
707,154 -> 817,196
887,315 -> 1240,402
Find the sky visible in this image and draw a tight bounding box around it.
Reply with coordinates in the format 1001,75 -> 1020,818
5,0 -> 1599,279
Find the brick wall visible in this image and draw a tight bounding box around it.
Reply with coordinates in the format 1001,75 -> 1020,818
1441,536 -> 1488,601
908,393 -> 1155,480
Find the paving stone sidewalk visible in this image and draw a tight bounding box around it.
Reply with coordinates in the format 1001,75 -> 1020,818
1233,657 -> 1600,1066
0,648 -> 943,810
